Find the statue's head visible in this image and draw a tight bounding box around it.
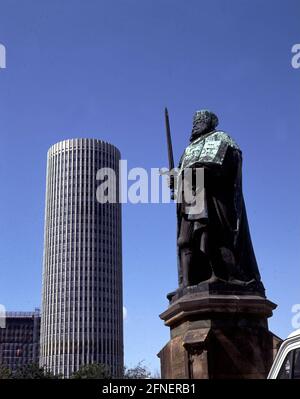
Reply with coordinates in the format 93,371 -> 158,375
190,109 -> 219,142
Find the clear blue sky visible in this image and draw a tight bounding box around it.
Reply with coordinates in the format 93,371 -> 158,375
0,0 -> 299,373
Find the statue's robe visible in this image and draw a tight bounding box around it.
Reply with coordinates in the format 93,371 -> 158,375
176,130 -> 261,286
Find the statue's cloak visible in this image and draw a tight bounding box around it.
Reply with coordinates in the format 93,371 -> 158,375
176,131 -> 261,284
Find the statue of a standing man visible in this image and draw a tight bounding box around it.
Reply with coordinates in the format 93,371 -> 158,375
173,110 -> 262,292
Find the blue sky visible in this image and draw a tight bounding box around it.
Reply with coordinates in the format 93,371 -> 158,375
0,0 -> 299,373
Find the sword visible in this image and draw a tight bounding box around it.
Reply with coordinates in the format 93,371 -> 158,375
163,107 -> 175,199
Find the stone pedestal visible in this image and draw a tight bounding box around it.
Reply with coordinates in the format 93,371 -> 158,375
158,287 -> 281,379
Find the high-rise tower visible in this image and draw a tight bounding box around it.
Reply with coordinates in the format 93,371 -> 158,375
40,139 -> 123,378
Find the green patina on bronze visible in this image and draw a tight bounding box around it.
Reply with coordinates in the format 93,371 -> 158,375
179,130 -> 240,174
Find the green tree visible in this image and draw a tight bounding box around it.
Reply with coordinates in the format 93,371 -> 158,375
0,365 -> 12,379
13,363 -> 57,379
123,361 -> 152,379
71,363 -> 111,379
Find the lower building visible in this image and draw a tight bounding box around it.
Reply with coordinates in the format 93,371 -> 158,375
0,309 -> 40,371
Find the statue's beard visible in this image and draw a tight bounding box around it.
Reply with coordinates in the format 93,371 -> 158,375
190,121 -> 214,142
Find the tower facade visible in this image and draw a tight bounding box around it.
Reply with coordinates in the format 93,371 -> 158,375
40,139 -> 123,378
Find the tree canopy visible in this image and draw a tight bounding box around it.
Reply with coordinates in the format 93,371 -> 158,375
70,363 -> 111,379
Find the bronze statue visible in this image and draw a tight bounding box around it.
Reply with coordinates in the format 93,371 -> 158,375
165,109 -> 263,293
159,110 -> 278,380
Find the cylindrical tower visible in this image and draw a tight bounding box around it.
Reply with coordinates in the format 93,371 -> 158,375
40,138 -> 123,378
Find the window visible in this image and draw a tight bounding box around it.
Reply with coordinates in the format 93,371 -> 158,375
278,352 -> 292,379
294,349 -> 300,379
278,348 -> 300,379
